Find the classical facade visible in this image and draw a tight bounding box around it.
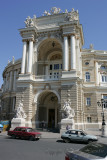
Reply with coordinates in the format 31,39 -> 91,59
1,7 -> 107,130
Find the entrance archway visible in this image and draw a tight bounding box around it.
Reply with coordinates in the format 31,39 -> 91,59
37,91 -> 59,129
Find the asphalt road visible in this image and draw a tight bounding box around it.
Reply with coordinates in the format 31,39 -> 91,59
0,135 -> 86,160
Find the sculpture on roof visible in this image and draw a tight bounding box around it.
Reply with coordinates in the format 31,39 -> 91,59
65,8 -> 79,21
43,7 -> 61,16
24,16 -> 34,27
12,56 -> 15,64
50,7 -> 61,14
43,10 -> 51,16
90,44 -> 94,49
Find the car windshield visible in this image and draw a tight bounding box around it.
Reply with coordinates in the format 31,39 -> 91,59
81,131 -> 87,135
80,143 -> 107,158
26,128 -> 35,132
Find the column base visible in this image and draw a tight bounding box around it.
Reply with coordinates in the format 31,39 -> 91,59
61,70 -> 77,78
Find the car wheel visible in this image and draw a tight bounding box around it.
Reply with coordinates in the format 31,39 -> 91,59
29,136 -> 35,141
21,136 -> 24,140
12,135 -> 16,139
64,138 -> 71,143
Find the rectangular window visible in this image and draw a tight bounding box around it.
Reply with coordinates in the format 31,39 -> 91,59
103,95 -> 107,108
85,72 -> 90,82
50,65 -> 52,70
87,117 -> 92,123
86,97 -> 91,106
102,75 -> 107,82
50,73 -> 52,79
54,64 -> 59,70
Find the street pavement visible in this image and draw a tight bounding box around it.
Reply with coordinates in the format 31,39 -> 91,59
0,129 -> 107,160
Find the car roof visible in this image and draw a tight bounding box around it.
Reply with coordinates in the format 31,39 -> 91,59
68,129 -> 83,131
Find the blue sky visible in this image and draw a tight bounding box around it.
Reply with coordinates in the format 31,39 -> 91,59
0,0 -> 107,87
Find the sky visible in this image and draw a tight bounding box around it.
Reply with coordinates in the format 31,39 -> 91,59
0,0 -> 107,87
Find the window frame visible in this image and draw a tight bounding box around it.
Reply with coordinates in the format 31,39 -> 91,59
85,72 -> 90,82
87,117 -> 92,123
86,97 -> 91,106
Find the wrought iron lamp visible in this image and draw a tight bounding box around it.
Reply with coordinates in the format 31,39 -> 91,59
97,98 -> 106,136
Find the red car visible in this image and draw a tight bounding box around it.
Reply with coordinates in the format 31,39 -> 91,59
8,127 -> 41,141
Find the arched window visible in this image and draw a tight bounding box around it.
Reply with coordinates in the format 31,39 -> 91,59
85,72 -> 90,82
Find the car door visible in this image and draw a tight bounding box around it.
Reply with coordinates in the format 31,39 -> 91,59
14,128 -> 22,137
17,128 -> 23,137
75,131 -> 84,142
68,130 -> 78,141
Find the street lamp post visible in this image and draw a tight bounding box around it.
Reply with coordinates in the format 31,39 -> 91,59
97,98 -> 107,137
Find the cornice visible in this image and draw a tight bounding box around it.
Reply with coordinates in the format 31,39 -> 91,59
19,27 -> 37,33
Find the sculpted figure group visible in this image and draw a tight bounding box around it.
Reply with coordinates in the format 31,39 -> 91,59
62,99 -> 75,119
16,100 -> 27,119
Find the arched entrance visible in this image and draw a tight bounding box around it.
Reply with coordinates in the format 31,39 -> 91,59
37,91 -> 60,129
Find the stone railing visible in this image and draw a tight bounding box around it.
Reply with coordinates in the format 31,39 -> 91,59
35,74 -> 61,81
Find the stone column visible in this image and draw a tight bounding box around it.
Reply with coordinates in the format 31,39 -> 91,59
21,41 -> 27,74
9,71 -> 12,91
95,61 -> 99,85
6,74 -> 8,90
35,46 -> 38,76
70,35 -> 76,70
13,70 -> 16,91
3,78 -> 6,92
27,40 -> 33,74
63,36 -> 69,71
45,65 -> 48,76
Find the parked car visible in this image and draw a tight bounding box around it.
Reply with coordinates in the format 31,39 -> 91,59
61,129 -> 98,143
8,127 -> 41,141
65,142 -> 107,160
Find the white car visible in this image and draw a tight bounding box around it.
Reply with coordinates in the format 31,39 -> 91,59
61,129 -> 98,143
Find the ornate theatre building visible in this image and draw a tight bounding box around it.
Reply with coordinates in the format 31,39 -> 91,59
1,8 -> 107,130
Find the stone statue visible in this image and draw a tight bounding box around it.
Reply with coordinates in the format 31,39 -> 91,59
65,9 -> 68,13
43,10 -> 51,16
16,100 -> 27,119
65,8 -> 79,21
8,60 -> 10,64
50,7 -> 61,14
12,56 -> 15,64
24,16 -> 34,28
90,44 -> 94,49
62,99 -> 75,119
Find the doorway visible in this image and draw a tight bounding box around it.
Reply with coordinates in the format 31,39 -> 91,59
48,109 -> 55,128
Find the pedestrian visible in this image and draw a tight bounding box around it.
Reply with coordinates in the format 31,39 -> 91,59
66,124 -> 70,130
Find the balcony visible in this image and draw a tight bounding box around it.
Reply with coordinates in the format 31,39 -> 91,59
35,74 -> 61,81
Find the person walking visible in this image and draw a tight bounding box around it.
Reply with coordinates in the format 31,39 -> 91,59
66,125 -> 70,130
